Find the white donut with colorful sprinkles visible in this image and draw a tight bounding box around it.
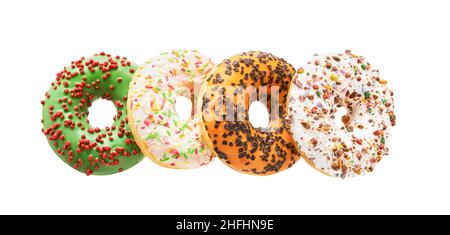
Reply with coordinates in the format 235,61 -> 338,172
287,50 -> 396,178
128,50 -> 216,169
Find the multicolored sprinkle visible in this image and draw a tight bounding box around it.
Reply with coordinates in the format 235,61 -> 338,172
287,50 -> 396,178
128,50 -> 216,169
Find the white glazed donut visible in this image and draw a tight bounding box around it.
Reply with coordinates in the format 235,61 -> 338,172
128,50 -> 216,169
287,50 -> 396,178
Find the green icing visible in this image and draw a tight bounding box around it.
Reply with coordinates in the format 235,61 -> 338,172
41,53 -> 144,175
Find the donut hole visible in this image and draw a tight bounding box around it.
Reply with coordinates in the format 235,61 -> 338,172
334,106 -> 350,130
175,96 -> 193,121
249,101 -> 269,129
87,99 -> 117,128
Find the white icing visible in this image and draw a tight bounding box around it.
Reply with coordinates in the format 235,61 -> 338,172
288,51 -> 395,178
129,50 -> 215,169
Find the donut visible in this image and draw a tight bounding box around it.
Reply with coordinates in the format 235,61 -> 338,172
287,50 -> 396,178
199,51 -> 301,175
128,50 -> 216,169
41,52 -> 144,175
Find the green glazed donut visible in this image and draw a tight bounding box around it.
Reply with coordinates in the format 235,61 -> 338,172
41,52 -> 144,175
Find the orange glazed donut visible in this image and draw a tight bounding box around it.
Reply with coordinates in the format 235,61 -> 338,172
199,51 -> 301,175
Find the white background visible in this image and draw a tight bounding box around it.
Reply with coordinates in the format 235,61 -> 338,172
0,0 -> 449,215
